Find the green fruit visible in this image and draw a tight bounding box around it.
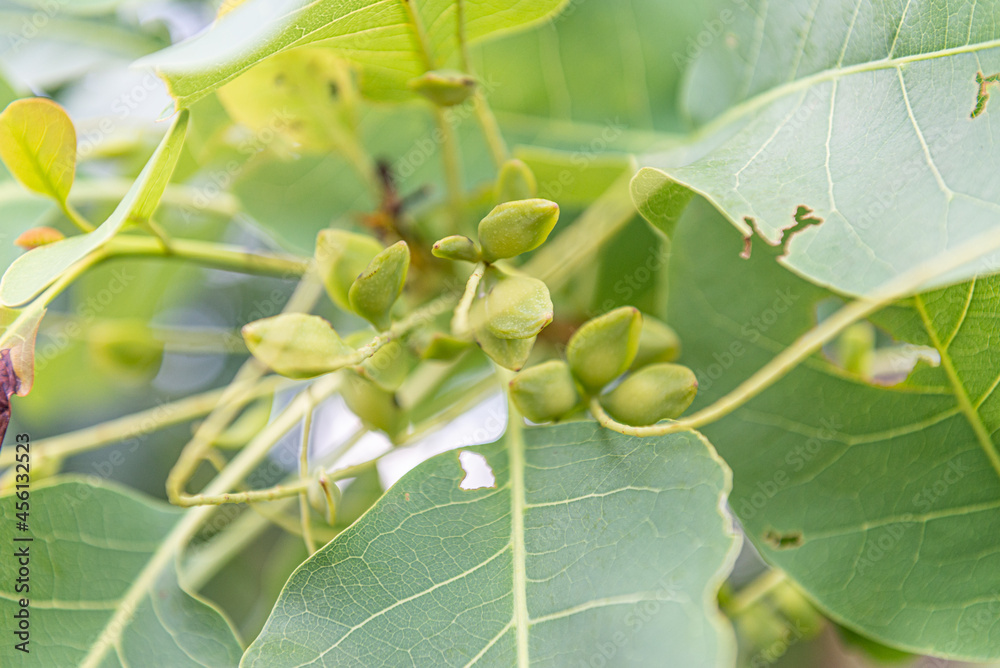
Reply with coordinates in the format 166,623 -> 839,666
477,198 -> 559,262
495,159 -> 537,203
358,340 -> 418,392
316,229 -> 384,312
408,70 -> 477,107
566,307 -> 642,392
474,329 -> 536,371
599,363 -> 698,426
509,360 -> 581,423
630,316 -> 681,370
432,235 -> 481,263
342,373 -> 405,440
349,240 -> 410,330
418,332 -> 471,361
469,268 -> 552,340
242,314 -> 353,379
89,320 -> 164,381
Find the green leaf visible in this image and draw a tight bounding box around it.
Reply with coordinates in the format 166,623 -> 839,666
636,0 -> 1000,297
0,478 -> 242,666
138,0 -> 571,107
0,98 -> 76,205
669,199 -> 1000,660
242,422 -> 739,667
0,110 -> 189,307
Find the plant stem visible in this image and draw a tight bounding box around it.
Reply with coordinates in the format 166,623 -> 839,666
0,377 -> 285,469
60,200 -> 95,232
105,235 -> 310,278
473,93 -> 510,168
725,569 -> 787,616
434,107 -> 465,230
299,407 -> 317,555
451,261 -> 486,336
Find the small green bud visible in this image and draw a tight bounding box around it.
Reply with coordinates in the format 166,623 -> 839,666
89,320 -> 164,381
316,229 -> 384,312
358,340 -> 418,392
242,314 -> 354,379
495,159 -> 537,203
599,363 -> 698,426
477,198 -> 559,262
349,240 -> 410,330
630,316 -> 681,370
342,374 -> 405,440
470,269 -> 553,340
509,360 -> 581,423
418,332 -> 471,361
432,235 -> 482,263
566,307 -> 642,392
474,329 -> 536,371
409,70 -> 477,107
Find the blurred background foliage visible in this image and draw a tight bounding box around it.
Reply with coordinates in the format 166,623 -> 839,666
0,0 -> 988,664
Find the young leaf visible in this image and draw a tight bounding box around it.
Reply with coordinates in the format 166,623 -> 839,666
0,110 -> 190,307
137,0 -> 570,107
242,313 -> 354,379
671,200 -> 1000,660
242,423 -> 739,667
635,0 -> 1000,298
0,478 -> 242,666
0,98 -> 76,205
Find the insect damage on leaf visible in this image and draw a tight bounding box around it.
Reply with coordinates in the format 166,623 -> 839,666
763,529 -> 804,550
971,71 -> 1000,119
457,450 -> 496,491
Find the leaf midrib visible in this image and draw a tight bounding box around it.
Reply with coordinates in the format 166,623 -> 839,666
507,403 -> 530,667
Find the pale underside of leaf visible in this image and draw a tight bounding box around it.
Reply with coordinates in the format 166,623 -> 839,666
637,0 -> 1000,298
242,422 -> 739,667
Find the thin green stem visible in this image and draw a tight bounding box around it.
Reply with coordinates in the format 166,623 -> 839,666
60,200 -> 95,233
473,93 -> 509,168
434,107 -> 465,229
0,377 -> 285,469
106,235 -> 310,278
451,261 -> 486,337
299,407 -> 317,555
725,569 -> 787,617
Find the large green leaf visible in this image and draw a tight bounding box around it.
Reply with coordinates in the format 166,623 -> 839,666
137,0 -> 571,107
0,478 -> 242,666
243,422 -> 738,667
669,199 -> 1000,660
636,0 -> 1000,297
0,109 -> 189,307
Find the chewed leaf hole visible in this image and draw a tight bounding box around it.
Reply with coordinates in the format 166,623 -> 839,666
458,451 -> 496,490
763,529 -> 803,550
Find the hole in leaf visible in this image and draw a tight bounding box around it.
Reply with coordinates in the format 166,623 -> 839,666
815,299 -> 940,386
458,450 -> 495,490
972,71 -> 1000,119
763,529 -> 803,550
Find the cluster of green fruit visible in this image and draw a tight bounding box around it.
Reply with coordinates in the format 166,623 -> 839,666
510,307 -> 698,426
240,158 -> 699,436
